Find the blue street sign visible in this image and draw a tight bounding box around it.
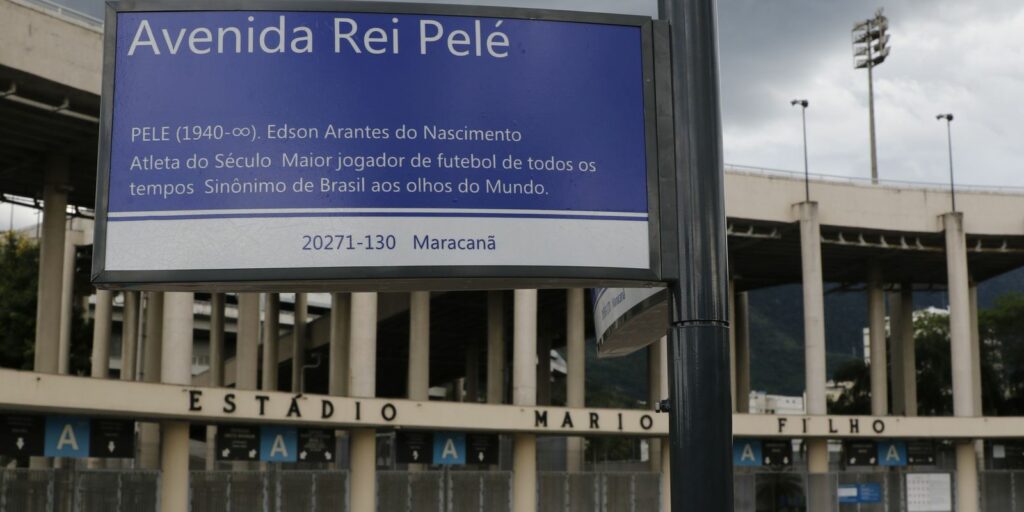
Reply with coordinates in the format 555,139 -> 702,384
44,416 -> 90,458
838,483 -> 883,504
858,483 -> 882,503
433,431 -> 466,465
877,440 -> 908,466
260,426 -> 298,463
97,8 -> 657,284
733,439 -> 762,467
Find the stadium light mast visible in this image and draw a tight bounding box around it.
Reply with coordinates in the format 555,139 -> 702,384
852,8 -> 890,184
936,113 -> 956,212
791,99 -> 810,201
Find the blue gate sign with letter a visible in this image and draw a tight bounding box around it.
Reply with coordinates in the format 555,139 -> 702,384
877,440 -> 908,466
733,439 -> 762,467
44,416 -> 90,458
433,431 -> 466,465
260,426 -> 297,463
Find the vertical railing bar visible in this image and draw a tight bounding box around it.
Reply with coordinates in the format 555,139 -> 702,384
225,472 -> 232,512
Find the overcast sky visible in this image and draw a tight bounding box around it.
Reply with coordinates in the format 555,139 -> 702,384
5,0 -> 1022,229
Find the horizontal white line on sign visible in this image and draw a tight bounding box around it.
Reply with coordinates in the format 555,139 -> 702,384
107,208 -> 649,219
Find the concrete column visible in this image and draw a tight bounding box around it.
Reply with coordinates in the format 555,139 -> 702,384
867,263 -> 888,416
120,291 -> 141,381
486,291 -> 505,404
33,156 -> 68,375
735,292 -> 751,413
536,334 -> 551,406
945,212 -> 979,512
407,291 -> 430,401
513,289 -> 537,512
262,294 -> 280,391
141,293 -> 164,383
327,292 -> 349,470
969,281 -> 982,416
139,292 -> 164,469
349,292 -> 377,512
87,289 -> 113,468
799,202 -> 830,510
565,288 -> 585,472
889,290 -> 906,416
945,213 -> 976,418
291,293 -> 308,391
57,227 -> 76,375
465,344 -> 480,403
898,287 -> 917,416
205,293 -> 225,471
236,293 -> 260,391
90,290 -> 113,379
160,292 -> 194,512
328,293 -> 349,396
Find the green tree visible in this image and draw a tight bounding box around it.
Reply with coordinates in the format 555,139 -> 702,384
0,231 -> 39,369
0,231 -> 94,374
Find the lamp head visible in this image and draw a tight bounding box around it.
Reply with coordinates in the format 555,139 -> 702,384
936,113 -> 953,122
791,99 -> 809,108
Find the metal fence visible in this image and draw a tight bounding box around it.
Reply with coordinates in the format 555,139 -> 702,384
8,468 -> 1024,511
0,469 -> 159,512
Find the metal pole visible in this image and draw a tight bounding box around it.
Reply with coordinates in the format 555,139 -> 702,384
801,105 -> 810,202
660,0 -> 732,509
867,29 -> 879,184
946,118 -> 956,212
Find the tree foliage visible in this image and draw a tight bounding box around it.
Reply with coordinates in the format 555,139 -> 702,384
0,231 -> 93,373
829,295 -> 1024,416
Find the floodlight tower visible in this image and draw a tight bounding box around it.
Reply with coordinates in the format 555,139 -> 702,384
936,113 -> 956,211
852,8 -> 891,184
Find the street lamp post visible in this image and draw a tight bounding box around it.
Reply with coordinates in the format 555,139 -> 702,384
937,113 -> 955,212
853,9 -> 891,184
791,99 -> 810,202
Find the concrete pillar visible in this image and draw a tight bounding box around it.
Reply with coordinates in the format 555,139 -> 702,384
87,289 -> 113,468
799,202 -> 830,510
33,156 -> 69,375
465,344 -> 480,403
139,292 -> 164,469
735,292 -> 751,413
328,293 -> 349,396
237,293 -> 260,391
262,294 -> 280,391
205,293 -> 225,471
160,292 -> 194,512
513,289 -> 537,512
291,293 -> 308,391
969,281 -> 982,416
867,263 -> 888,416
120,291 -> 141,381
945,212 -> 979,512
407,291 -> 430,401
90,290 -> 113,379
565,288 -> 585,472
349,292 -> 377,512
57,227 -> 76,375
898,287 -> 917,416
889,290 -> 906,416
328,292 -> 348,469
486,291 -> 505,404
536,334 -> 551,406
